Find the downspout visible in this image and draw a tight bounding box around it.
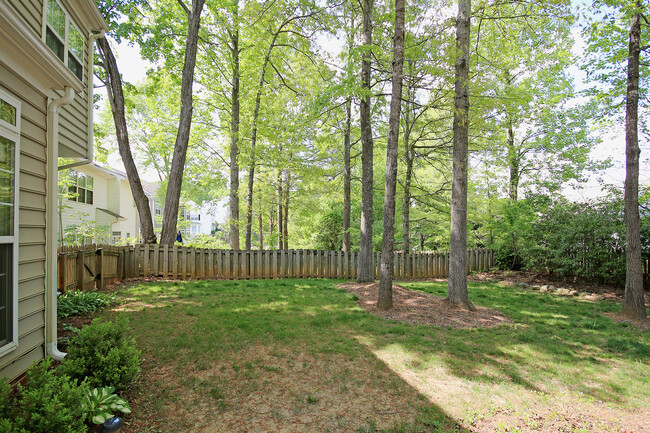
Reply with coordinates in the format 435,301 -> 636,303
57,30 -> 105,172
46,87 -> 75,361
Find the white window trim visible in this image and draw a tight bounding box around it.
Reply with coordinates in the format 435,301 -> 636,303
41,0 -> 85,82
0,89 -> 21,357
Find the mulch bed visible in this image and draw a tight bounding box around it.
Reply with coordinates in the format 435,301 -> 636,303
338,282 -> 511,329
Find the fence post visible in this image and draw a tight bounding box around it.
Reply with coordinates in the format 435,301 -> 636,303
58,252 -> 67,293
76,250 -> 84,291
96,248 -> 104,290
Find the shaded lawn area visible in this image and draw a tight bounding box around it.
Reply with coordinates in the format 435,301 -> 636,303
99,279 -> 650,433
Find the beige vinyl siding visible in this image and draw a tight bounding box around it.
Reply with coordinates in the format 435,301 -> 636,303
0,70 -> 48,381
57,33 -> 90,158
6,0 -> 43,36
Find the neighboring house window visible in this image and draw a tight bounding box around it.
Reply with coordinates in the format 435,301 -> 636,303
191,225 -> 199,234
43,0 -> 84,80
67,170 -> 93,204
111,231 -> 121,245
0,91 -> 20,355
189,213 -> 200,221
154,202 -> 161,215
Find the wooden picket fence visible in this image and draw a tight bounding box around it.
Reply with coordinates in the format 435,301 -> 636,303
57,245 -> 495,292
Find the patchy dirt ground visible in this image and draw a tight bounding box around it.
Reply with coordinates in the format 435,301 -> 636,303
60,275 -> 649,433
338,281 -> 511,329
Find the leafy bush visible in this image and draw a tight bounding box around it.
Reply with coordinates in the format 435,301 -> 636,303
12,358 -> 87,433
58,290 -> 114,318
60,317 -> 141,391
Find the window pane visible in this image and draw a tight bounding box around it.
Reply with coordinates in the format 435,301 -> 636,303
46,0 -> 65,38
77,187 -> 85,203
0,205 -> 13,237
68,25 -> 83,60
77,173 -> 86,188
86,190 -> 93,204
46,28 -> 65,61
0,174 -> 14,205
0,244 -> 12,347
0,100 -> 16,126
68,54 -> 82,81
86,176 -> 93,190
68,185 -> 77,200
0,137 -> 14,173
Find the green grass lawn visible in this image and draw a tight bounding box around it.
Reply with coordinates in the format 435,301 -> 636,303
101,278 -> 650,433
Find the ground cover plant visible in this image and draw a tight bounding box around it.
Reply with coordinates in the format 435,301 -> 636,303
98,278 -> 649,432
57,290 -> 114,318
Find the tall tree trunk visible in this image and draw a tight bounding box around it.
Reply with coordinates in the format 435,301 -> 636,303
506,118 -> 519,202
283,171 -> 290,250
343,98 -> 352,252
357,0 -> 375,282
377,0 -> 406,311
402,85 -> 413,253
622,8 -> 647,319
258,195 -> 264,250
245,33 -> 280,250
229,9 -> 240,250
277,169 -> 283,249
97,37 -> 157,244
160,0 -> 206,245
448,0 -> 476,311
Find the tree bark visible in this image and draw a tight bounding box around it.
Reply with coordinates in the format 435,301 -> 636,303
357,0 -> 375,283
377,0 -> 406,311
229,9 -> 240,250
448,0 -> 476,311
402,84 -> 413,253
159,0 -> 206,245
622,8 -> 647,319
507,118 -> 519,202
283,171 -> 290,250
343,98 -> 352,252
96,37 -> 157,244
277,169 -> 283,249
258,195 -> 264,250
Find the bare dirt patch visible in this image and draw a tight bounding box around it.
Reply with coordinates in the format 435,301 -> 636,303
122,345 -> 444,433
338,281 -> 510,329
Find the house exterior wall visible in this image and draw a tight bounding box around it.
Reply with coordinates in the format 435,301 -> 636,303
0,67 -> 48,381
6,0 -> 41,35
111,179 -> 141,241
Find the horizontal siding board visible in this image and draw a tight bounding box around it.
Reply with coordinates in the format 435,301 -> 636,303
18,261 -> 45,283
19,172 -> 46,193
0,64 -> 47,110
17,293 -> 45,319
7,0 -> 42,35
18,311 -> 45,339
19,244 -> 46,263
18,208 -> 46,226
17,276 -> 46,300
0,346 -> 44,382
18,227 -> 46,247
20,136 -> 47,162
20,153 -> 47,178
19,190 -> 45,211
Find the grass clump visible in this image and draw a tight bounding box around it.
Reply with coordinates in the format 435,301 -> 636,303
58,290 -> 114,318
60,317 -> 141,391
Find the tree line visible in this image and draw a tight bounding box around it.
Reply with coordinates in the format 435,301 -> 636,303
92,0 -> 649,319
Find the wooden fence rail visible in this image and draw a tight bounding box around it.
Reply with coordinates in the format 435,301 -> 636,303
56,245 -> 495,292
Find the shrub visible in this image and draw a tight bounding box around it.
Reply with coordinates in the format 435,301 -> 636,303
13,358 -> 87,433
60,317 -> 141,391
58,290 -> 114,318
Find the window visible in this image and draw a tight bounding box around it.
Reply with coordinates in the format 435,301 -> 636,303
0,91 -> 19,355
189,213 -> 200,222
43,0 -> 84,81
67,170 -> 93,204
191,225 -> 199,234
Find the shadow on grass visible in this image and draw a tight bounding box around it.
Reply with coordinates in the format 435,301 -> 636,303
106,279 -> 469,433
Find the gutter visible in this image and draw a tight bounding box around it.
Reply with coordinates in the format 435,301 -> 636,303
46,87 -> 75,361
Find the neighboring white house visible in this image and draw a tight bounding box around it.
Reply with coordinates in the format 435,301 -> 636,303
60,162 -> 155,244
60,164 -> 226,244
